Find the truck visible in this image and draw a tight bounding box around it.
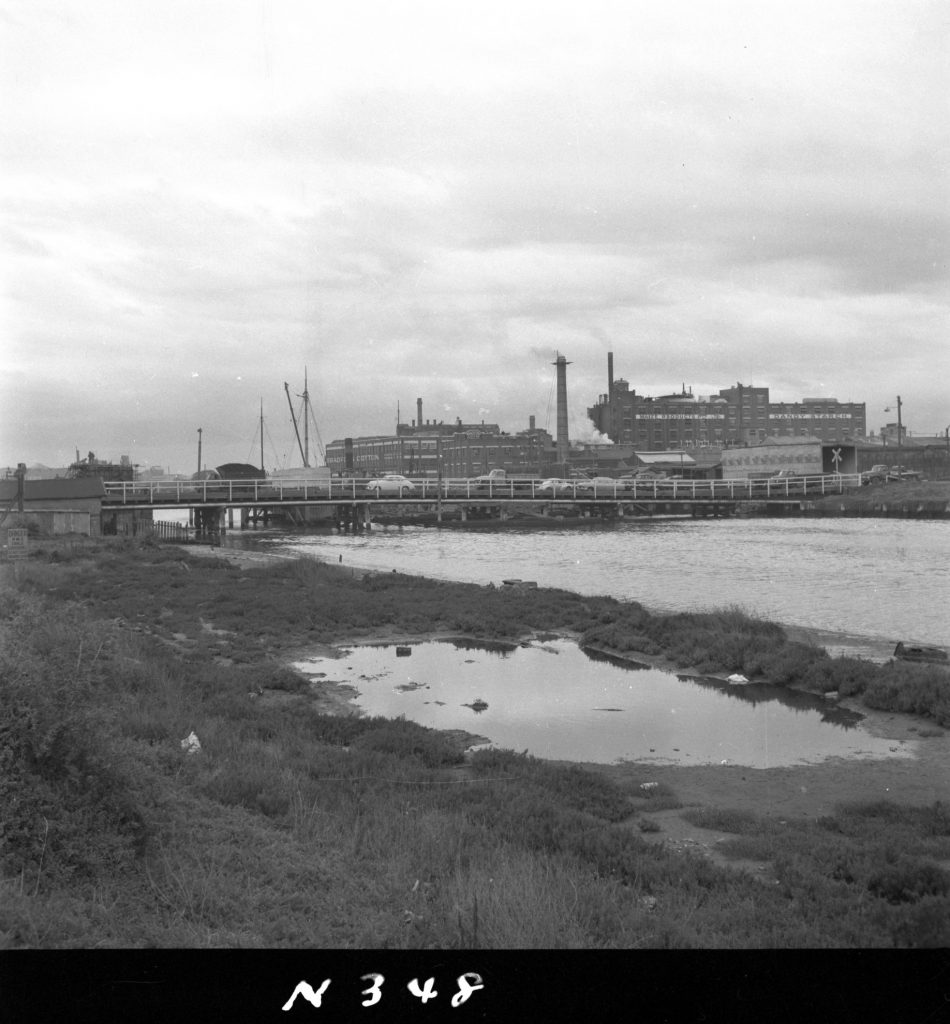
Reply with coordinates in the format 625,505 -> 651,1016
861,464 -> 890,484
472,469 -> 507,484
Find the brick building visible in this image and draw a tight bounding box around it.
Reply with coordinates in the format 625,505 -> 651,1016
587,353 -> 866,450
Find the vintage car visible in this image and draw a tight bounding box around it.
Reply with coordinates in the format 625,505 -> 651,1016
365,474 -> 416,496
574,476 -> 622,494
537,478 -> 573,495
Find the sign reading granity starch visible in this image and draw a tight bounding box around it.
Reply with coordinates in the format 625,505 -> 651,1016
6,528 -> 28,560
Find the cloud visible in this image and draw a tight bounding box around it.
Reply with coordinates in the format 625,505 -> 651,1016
2,0 -> 948,470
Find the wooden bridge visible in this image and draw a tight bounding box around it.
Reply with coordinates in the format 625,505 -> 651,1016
102,473 -> 861,531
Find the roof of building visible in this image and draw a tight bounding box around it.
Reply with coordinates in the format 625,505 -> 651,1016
0,478 -> 105,501
758,435 -> 825,446
635,452 -> 697,466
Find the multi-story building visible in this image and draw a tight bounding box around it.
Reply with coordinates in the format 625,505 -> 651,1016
439,422 -> 554,478
587,380 -> 766,449
325,401 -> 555,478
587,353 -> 866,450
768,398 -> 867,442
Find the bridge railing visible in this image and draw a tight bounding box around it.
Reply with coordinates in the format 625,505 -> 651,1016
103,472 -> 864,504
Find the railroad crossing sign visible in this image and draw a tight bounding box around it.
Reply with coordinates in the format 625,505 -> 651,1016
831,447 -> 843,471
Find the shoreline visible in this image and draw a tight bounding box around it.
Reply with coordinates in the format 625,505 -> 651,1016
6,536 -> 950,948
191,541 -> 950,832
202,537 -> 908,661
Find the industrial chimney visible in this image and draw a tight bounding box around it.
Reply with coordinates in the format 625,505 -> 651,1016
417,398 -> 423,430
552,353 -> 571,466
607,351 -> 614,394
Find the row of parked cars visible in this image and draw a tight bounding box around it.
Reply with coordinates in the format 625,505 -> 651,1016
120,464 -> 916,503
336,472 -> 684,497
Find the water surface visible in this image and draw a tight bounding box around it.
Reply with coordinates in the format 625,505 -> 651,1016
272,517 -> 950,653
293,638 -> 915,768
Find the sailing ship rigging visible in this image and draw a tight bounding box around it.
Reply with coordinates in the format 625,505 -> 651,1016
283,368 -> 325,468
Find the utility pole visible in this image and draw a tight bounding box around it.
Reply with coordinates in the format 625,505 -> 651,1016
896,395 -> 902,474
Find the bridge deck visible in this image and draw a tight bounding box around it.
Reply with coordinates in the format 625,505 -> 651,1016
102,473 -> 859,510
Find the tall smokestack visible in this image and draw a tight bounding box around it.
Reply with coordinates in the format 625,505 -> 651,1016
607,351 -> 614,394
417,398 -> 423,430
552,353 -> 571,465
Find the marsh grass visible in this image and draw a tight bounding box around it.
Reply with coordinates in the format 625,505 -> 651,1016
2,542 -> 949,948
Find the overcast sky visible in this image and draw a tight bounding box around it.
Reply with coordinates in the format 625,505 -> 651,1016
2,0 -> 948,473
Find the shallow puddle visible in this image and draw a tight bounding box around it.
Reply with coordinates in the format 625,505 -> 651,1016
292,638 -> 917,768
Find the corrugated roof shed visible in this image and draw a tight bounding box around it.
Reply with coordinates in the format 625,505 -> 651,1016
0,478 -> 105,501
635,452 -> 697,466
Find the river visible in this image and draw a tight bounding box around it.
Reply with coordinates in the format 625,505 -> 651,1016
248,516 -> 950,656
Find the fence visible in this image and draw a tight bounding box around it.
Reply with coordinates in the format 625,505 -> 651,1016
149,520 -> 195,542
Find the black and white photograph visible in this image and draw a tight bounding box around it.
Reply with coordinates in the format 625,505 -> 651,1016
2,0 -> 948,1015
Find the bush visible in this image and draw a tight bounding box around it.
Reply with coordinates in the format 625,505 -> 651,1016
0,596 -> 150,887
863,664 -> 950,725
867,859 -> 950,904
351,718 -> 465,767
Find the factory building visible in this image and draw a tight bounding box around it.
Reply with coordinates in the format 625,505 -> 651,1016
768,399 -> 867,442
324,398 -> 556,478
587,353 -> 866,450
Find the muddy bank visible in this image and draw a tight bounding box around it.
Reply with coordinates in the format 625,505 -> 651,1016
189,543 -> 948,827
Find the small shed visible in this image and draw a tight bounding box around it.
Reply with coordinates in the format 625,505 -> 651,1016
0,477 -> 123,536
721,437 -> 857,479
630,451 -> 699,477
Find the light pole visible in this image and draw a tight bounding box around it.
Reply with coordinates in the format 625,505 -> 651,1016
897,395 -> 902,473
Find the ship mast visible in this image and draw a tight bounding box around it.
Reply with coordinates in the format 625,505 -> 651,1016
284,369 -> 323,468
284,381 -> 307,467
303,367 -> 310,468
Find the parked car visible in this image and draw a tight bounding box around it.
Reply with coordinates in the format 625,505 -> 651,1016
366,474 -> 416,496
861,464 -> 890,484
575,476 -> 620,493
537,478 -> 572,494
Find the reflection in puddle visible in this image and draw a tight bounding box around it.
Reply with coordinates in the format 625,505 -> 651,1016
292,638 -> 917,768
